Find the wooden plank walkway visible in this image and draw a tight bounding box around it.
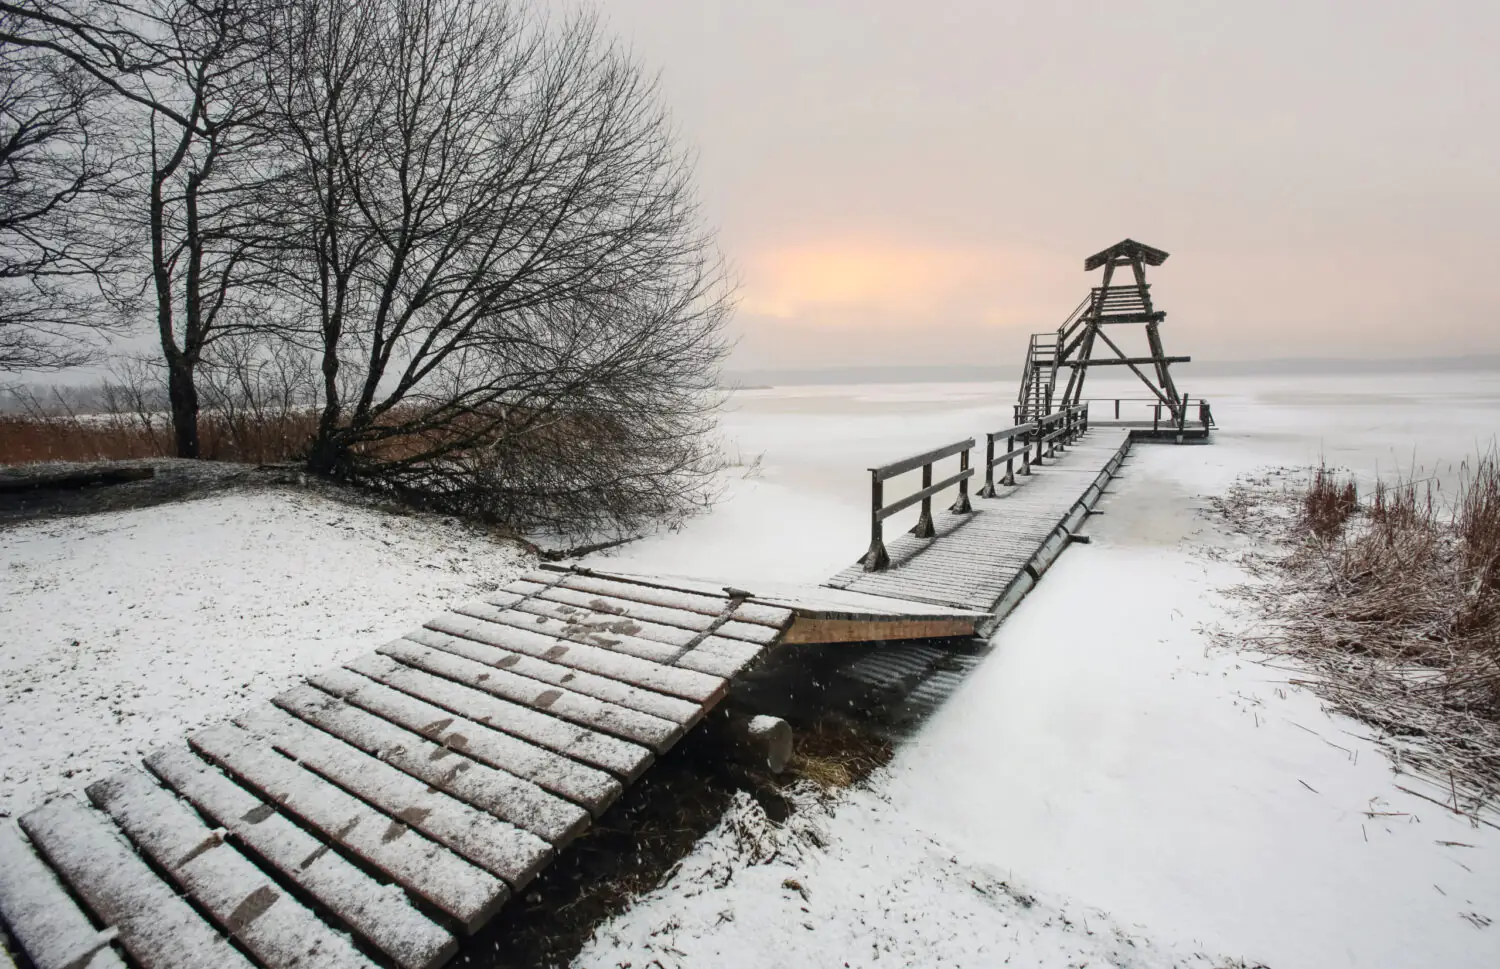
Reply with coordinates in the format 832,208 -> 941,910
0,568 -> 989,969
826,428 -> 1131,626
0,426 -> 1132,969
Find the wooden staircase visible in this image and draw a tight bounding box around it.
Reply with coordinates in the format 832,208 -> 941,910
1015,331 -> 1060,423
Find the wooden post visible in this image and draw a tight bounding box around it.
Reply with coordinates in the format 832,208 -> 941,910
978,433 -> 996,498
1004,432 -> 1016,485
1153,405 -> 1160,432
911,463 -> 935,538
1020,430 -> 1032,476
950,446 -> 972,513
862,474 -> 889,571
1114,398 -> 1120,419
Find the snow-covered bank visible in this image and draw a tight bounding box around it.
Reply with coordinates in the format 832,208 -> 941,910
577,372 -> 1500,969
884,444 -> 1500,969
573,785 -> 1238,969
0,488 -> 527,818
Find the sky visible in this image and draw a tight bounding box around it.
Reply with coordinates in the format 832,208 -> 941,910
599,1 -> 1500,370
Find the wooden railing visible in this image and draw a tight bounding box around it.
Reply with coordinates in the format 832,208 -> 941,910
858,405 -> 1089,572
862,437 -> 975,571
979,404 -> 1088,496
976,420 -> 1035,496
1079,395 -> 1211,429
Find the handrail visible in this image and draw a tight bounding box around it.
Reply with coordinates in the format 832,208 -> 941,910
872,437 -> 973,482
863,437 -> 975,571
858,404 -> 1091,571
977,403 -> 1088,497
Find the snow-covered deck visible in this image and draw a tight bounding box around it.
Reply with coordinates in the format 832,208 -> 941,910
0,565 -> 999,969
826,428 -> 1130,631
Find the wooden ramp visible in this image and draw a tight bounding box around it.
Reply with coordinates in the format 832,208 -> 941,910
0,570 -> 984,969
826,428 -> 1130,631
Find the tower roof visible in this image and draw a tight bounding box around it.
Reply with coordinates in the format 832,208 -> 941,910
1084,239 -> 1170,272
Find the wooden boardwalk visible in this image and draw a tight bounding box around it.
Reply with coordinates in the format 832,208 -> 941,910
0,426 -> 1134,969
826,427 -> 1131,629
0,572 -> 987,969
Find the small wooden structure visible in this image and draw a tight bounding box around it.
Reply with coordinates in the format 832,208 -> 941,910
1017,239 -> 1199,429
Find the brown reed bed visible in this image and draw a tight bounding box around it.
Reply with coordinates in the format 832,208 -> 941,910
1215,456 -> 1500,822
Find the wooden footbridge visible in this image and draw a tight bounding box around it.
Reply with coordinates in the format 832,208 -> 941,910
0,240 -> 1203,969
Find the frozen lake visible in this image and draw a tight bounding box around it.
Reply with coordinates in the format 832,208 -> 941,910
588,369 -> 1500,587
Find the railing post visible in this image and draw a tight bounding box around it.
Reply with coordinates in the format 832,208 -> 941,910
1004,431 -> 1016,485
862,472 -> 889,571
978,434 -> 996,498
950,446 -> 973,513
911,462 -> 936,538
1021,429 -> 1032,476
1153,405 -> 1160,432
1114,398 -> 1120,419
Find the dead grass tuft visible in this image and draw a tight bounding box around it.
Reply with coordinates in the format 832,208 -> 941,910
784,716 -> 894,790
1302,462 -> 1358,540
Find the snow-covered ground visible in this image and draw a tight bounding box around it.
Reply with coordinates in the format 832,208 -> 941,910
576,370 -> 1500,969
0,488 -> 527,818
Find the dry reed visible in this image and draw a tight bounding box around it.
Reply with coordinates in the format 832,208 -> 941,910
1215,456 -> 1500,819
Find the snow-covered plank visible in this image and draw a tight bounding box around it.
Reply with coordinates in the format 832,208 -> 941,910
0,935 -> 16,969
346,653 -> 653,780
430,608 -> 723,703
408,625 -> 699,735
18,799 -> 253,969
0,822 -> 126,969
675,636 -> 765,678
471,592 -> 696,647
551,572 -> 793,628
495,582 -> 782,645
232,706 -> 553,884
274,684 -> 590,845
412,623 -> 708,726
552,574 -> 732,620
143,745 -> 455,969
309,666 -> 622,815
381,637 -> 682,752
84,768 -> 372,969
187,721 -> 506,932
459,598 -> 688,661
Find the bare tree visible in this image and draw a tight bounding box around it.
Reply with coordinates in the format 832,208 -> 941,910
0,6 -> 127,371
268,0 -> 730,533
3,0 -> 287,456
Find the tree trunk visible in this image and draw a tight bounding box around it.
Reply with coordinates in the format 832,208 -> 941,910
165,351 -> 200,459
